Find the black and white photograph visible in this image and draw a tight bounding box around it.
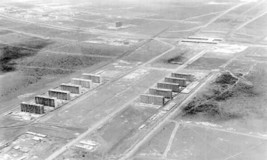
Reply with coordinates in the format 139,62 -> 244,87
0,0 -> 267,159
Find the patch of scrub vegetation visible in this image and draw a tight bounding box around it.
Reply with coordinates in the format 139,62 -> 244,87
214,71 -> 238,85
0,45 -> 36,72
182,71 -> 259,120
16,37 -> 53,50
0,68 -> 72,99
20,53 -> 107,70
165,51 -> 186,64
0,38 -> 52,73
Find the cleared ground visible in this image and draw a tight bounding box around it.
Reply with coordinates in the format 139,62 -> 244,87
133,121 -> 267,160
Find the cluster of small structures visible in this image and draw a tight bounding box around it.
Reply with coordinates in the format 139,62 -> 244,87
140,73 -> 193,106
20,73 -> 102,115
0,131 -> 62,160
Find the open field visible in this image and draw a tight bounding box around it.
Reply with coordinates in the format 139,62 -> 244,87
241,47 -> 267,62
203,2 -> 264,32
17,52 -> 108,70
48,41 -> 133,57
57,105 -> 157,160
135,122 -> 175,156
145,1 -> 235,20
232,13 -> 267,43
123,40 -> 170,62
186,43 -> 248,70
198,1 -> 267,43
13,24 -> 97,41
149,44 -> 198,69
133,120 -> 267,160
0,19 -> 28,29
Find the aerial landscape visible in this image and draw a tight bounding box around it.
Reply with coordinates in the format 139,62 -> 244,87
0,0 -> 267,159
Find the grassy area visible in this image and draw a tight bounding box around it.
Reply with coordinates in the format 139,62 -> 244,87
49,41 -> 131,57
19,52 -> 107,70
0,38 -> 52,73
186,57 -> 227,70
136,122 -> 175,156
123,40 -> 170,62
133,120 -> 267,160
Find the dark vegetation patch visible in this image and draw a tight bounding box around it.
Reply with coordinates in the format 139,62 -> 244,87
166,55 -> 184,64
154,47 -> 191,66
165,51 -> 187,64
183,99 -> 220,117
20,53 -> 107,70
0,68 -> 72,98
50,42 -> 130,57
182,71 -> 258,120
0,38 -> 53,72
214,72 -> 238,85
0,45 -> 36,72
22,67 -> 73,78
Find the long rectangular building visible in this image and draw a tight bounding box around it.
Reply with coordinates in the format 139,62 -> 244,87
164,77 -> 187,87
82,73 -> 102,84
71,78 -> 92,88
181,39 -> 218,44
140,94 -> 165,106
21,102 -> 45,114
157,82 -> 181,92
48,89 -> 71,100
171,73 -> 193,81
149,88 -> 173,99
60,83 -> 81,94
35,95 -> 57,108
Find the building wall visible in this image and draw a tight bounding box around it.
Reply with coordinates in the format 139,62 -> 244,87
21,102 -> 45,114
71,78 -> 91,88
149,88 -> 173,99
171,73 -> 193,81
140,94 -> 165,106
82,73 -> 102,83
48,89 -> 71,100
35,96 -> 57,108
164,77 -> 187,87
157,82 -> 181,92
60,83 -> 81,94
